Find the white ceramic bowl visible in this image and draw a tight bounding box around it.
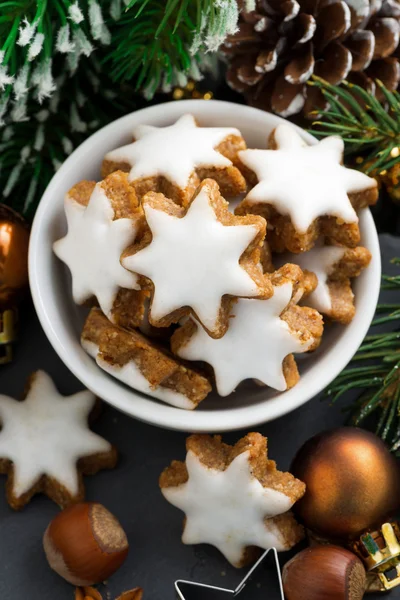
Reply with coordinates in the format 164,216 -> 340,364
29,100 -> 381,432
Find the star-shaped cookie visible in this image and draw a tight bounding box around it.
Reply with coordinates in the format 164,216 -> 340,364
236,124 -> 378,252
160,433 -> 305,567
123,179 -> 272,338
171,265 -> 323,395
53,171 -> 143,323
0,371 -> 117,510
278,245 -> 372,324
102,114 -> 247,205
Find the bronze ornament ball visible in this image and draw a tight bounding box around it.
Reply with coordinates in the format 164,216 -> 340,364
291,427 -> 400,540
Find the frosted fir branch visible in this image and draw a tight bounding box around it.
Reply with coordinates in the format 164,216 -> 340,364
28,32 -> 45,61
73,29 -> 94,58
89,0 -> 105,38
88,0 -> 111,44
23,176 -> 38,213
76,88 -> 86,107
243,0 -> 256,10
31,60 -> 56,103
0,66 -> 14,90
52,158 -> 63,171
142,77 -> 158,101
189,0 -> 239,54
62,136 -> 74,154
161,74 -> 172,94
189,60 -> 203,81
33,123 -> 45,151
2,126 -> 13,142
3,145 -> 30,197
10,97 -> 29,122
70,103 -> 87,132
56,25 -> 75,54
49,89 -> 61,113
66,49 -> 79,74
17,18 -> 37,47
68,2 -> 84,24
86,69 -> 100,91
0,97 -> 9,127
14,64 -> 30,100
204,1 -> 239,52
174,68 -> 188,88
35,109 -> 49,123
109,0 -> 122,20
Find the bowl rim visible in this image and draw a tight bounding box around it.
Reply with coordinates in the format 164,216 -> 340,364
29,99 -> 382,432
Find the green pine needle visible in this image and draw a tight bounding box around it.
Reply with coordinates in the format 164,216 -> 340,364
309,77 -> 400,176
327,259 -> 400,453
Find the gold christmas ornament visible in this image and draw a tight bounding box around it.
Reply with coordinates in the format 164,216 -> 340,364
352,522 -> 400,591
291,427 -> 400,540
0,205 -> 29,364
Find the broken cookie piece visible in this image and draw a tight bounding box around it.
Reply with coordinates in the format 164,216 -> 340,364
171,264 -> 323,396
159,432 -> 305,567
278,245 -> 372,324
102,114 -> 247,205
81,308 -> 211,410
236,124 -> 378,253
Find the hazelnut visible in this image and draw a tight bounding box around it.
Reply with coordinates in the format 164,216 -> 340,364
43,502 -> 129,585
283,545 -> 366,600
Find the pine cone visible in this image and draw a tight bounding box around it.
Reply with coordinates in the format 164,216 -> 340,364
223,0 -> 400,118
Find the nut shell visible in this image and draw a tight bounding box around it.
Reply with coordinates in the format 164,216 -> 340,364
291,427 -> 400,539
43,502 -> 129,585
283,545 -> 366,600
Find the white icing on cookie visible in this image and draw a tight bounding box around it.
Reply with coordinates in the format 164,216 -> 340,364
176,282 -> 312,396
53,184 -> 140,319
239,124 -> 376,233
123,183 -> 262,334
162,449 -> 294,566
0,371 -> 111,499
82,340 -> 194,410
105,114 -> 240,189
278,246 -> 346,312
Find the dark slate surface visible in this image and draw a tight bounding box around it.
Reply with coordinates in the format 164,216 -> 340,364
0,233 -> 399,600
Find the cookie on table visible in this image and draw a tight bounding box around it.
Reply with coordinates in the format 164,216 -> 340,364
122,179 -> 272,339
53,171 -> 147,330
102,114 -> 247,206
236,124 -> 378,253
171,264 -> 323,396
81,308 -> 211,410
0,371 -> 117,510
282,245 -> 372,324
159,432 -> 305,567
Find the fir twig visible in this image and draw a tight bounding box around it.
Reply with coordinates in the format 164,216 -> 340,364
327,259 -> 400,454
309,77 -> 400,175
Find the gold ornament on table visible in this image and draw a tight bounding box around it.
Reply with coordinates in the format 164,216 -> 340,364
0,205 -> 30,364
291,427 -> 400,592
172,80 -> 213,101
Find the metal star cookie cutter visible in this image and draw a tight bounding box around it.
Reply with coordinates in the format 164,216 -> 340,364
175,548 -> 284,599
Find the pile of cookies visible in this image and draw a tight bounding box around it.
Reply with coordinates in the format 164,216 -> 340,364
54,114 -> 377,409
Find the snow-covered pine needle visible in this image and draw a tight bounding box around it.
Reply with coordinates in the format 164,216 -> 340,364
14,64 -> 30,100
17,18 -> 37,47
68,2 -> 85,24
28,32 -> 45,61
56,25 -> 75,54
0,66 -> 14,90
